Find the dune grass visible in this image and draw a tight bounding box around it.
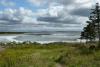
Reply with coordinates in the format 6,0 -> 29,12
0,42 -> 100,67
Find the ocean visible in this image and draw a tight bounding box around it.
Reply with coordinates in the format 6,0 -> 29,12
0,31 -> 81,43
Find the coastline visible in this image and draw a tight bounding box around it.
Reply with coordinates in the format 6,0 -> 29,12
0,34 -> 83,44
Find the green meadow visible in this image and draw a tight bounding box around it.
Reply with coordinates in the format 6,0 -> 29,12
0,42 -> 100,67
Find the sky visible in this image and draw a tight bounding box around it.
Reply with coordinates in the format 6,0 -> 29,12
0,0 -> 100,32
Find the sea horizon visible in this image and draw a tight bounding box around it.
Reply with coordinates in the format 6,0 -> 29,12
0,31 -> 82,43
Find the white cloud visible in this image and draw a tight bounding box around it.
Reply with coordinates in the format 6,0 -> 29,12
36,3 -> 65,17
36,2 -> 87,24
48,4 -> 64,17
0,0 -> 97,32
28,0 -> 46,6
0,7 -> 52,26
76,0 -> 90,3
0,7 -> 36,24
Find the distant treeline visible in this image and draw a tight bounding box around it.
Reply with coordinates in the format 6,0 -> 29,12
0,32 -> 26,34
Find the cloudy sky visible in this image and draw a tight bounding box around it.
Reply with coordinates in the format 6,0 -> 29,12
0,0 -> 99,32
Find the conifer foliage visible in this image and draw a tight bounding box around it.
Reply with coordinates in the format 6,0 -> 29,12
81,3 -> 100,45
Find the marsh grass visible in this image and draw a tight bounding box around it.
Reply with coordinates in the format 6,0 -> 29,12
0,42 -> 100,67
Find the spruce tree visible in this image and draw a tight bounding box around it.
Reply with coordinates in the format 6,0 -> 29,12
80,3 -> 100,44
89,3 -> 100,45
81,21 -> 95,43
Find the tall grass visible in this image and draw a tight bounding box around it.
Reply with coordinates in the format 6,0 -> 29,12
0,42 -> 100,67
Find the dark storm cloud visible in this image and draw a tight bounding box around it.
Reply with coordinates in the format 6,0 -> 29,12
28,0 -> 75,6
70,8 -> 90,17
54,0 -> 75,5
36,0 -> 90,25
0,0 -> 91,32
37,16 -> 59,22
0,14 -> 22,25
37,16 -> 80,24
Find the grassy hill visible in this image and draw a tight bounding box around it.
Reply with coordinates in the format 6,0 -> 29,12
0,42 -> 100,67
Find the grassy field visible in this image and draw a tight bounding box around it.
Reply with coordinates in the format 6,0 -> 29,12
0,42 -> 100,67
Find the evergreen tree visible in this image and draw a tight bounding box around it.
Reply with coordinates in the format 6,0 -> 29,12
80,21 -> 96,43
80,3 -> 100,44
86,21 -> 96,42
89,3 -> 100,45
